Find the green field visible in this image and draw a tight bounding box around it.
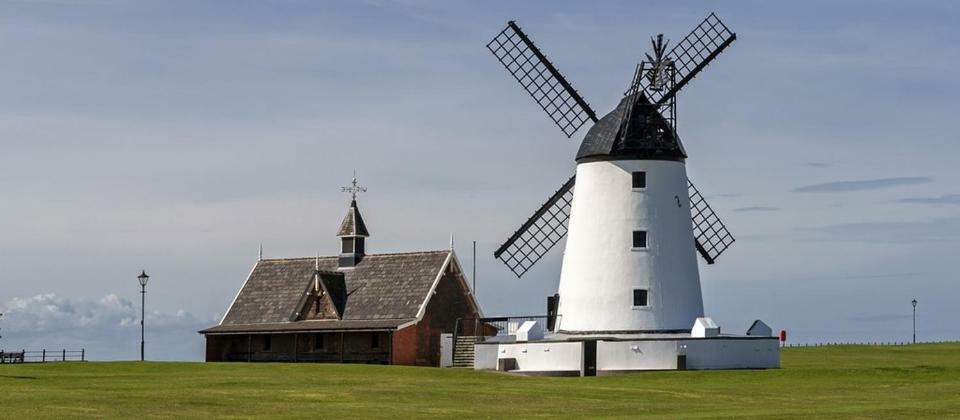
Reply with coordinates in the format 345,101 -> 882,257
1,343 -> 959,418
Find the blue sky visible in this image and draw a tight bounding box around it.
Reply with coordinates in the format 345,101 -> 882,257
0,0 -> 957,360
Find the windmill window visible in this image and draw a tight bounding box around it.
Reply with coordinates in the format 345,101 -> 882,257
633,289 -> 648,307
632,171 -> 646,189
632,230 -> 647,249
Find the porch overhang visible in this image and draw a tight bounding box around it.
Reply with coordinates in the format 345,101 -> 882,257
199,319 -> 414,335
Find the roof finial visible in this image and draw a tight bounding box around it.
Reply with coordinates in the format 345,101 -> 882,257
258,242 -> 263,261
341,171 -> 367,201
450,232 -> 455,250
314,252 -> 321,292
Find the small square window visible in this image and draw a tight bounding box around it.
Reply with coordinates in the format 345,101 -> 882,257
632,171 -> 646,189
632,230 -> 647,248
633,289 -> 648,307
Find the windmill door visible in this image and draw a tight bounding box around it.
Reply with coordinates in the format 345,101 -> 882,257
582,340 -> 597,376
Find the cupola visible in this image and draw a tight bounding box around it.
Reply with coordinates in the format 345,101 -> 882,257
337,176 -> 369,268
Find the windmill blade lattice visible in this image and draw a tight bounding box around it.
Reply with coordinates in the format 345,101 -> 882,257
642,13 -> 736,106
494,176 -> 576,277
487,21 -> 599,137
688,179 -> 735,264
494,177 -> 736,277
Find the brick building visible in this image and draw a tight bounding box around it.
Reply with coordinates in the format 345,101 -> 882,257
199,196 -> 482,366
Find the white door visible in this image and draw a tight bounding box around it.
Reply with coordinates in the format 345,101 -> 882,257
439,333 -> 453,368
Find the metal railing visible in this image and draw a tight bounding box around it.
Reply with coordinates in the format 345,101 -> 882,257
453,315 -> 557,344
1,349 -> 86,363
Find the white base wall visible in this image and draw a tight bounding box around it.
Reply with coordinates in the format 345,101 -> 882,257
475,337 -> 779,374
596,340 -> 679,371
475,341 -> 582,373
474,341 -> 499,370
682,339 -> 780,370
597,338 -> 780,371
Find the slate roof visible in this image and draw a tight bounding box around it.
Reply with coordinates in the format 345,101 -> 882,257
576,93 -> 687,162
337,200 -> 369,237
208,250 -> 452,332
200,319 -> 409,334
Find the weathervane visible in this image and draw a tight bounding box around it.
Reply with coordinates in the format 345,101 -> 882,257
341,172 -> 367,200
645,34 -> 673,92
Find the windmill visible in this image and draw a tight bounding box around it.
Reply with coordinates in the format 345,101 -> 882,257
487,13 -> 737,333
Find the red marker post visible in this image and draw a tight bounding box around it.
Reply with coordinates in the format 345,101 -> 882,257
779,330 -> 787,348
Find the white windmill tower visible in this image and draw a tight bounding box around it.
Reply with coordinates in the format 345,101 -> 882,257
488,14 -> 738,335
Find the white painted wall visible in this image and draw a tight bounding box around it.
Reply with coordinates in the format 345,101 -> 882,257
746,320 -> 773,337
499,341 -> 583,373
474,343 -> 499,370
478,338 -> 780,373
692,317 -> 720,337
474,342 -> 582,373
597,338 -> 780,371
596,340 -> 679,371
515,320 -> 544,342
558,160 -> 703,332
682,338 -> 780,370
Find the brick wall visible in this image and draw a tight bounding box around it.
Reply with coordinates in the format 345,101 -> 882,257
391,326 -> 418,365
412,265 -> 480,366
299,292 -> 338,320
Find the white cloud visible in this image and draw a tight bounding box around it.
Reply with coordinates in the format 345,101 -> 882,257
0,293 -> 213,361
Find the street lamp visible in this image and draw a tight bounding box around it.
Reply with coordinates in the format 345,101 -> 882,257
137,270 -> 150,361
912,299 -> 918,344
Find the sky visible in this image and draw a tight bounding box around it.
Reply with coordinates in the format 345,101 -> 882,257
0,0 -> 958,360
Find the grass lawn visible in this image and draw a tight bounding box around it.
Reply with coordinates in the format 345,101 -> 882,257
1,343 -> 959,418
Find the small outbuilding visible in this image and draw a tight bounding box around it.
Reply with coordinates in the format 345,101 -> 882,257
200,197 -> 481,366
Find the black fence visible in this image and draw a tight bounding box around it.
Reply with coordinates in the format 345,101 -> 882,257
0,349 -> 86,363
454,315 -> 557,344
783,340 -> 958,348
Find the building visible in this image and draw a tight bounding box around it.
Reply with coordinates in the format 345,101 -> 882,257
472,93 -> 780,374
472,16 -> 779,375
199,195 -> 482,366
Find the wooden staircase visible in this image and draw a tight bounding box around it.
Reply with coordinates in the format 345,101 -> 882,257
452,335 -> 476,368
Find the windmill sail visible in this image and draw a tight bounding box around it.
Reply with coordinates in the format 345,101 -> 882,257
688,180 -> 735,264
494,176 -> 576,277
487,21 -> 599,137
488,16 -> 737,277
494,176 -> 734,277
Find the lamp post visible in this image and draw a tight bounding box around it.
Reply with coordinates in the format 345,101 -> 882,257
137,270 -> 150,361
912,298 -> 918,344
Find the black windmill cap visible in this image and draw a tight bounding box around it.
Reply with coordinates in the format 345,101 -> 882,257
576,93 -> 687,162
